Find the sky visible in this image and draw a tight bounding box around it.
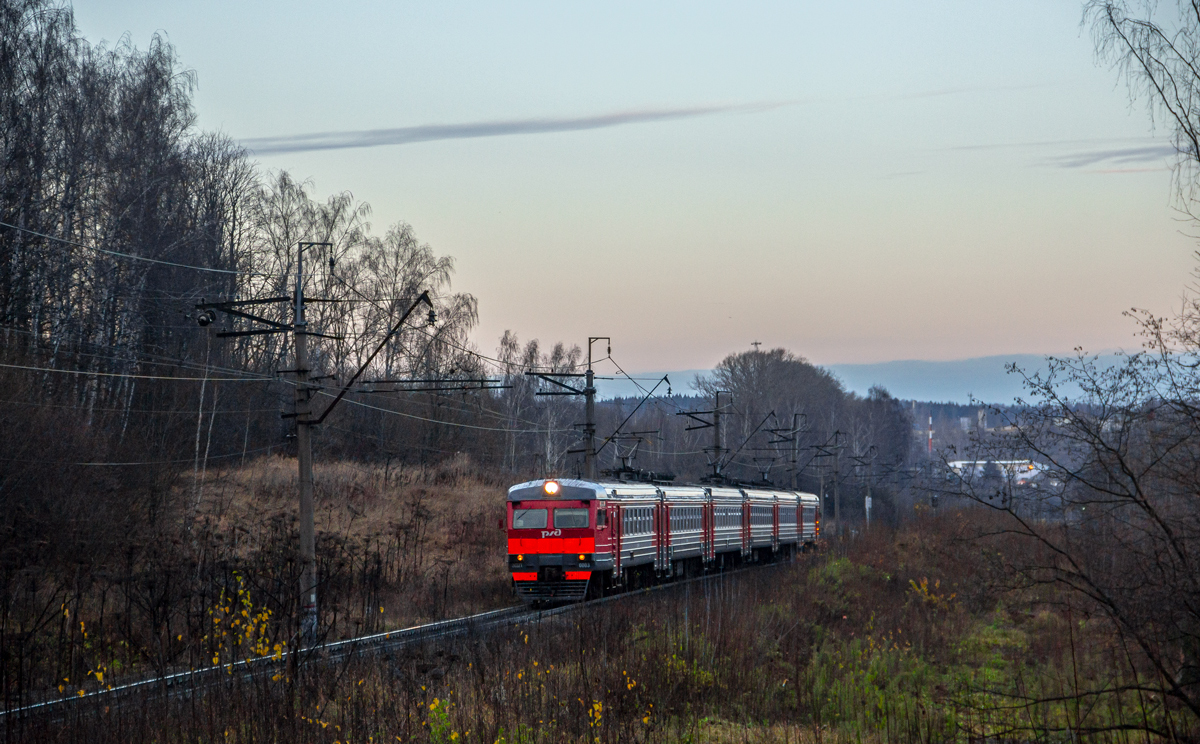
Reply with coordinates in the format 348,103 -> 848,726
73,1 -> 1199,375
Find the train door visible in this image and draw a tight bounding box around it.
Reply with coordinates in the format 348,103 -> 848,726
662,501 -> 672,566
613,504 -> 623,579
703,501 -> 713,563
656,502 -> 667,574
772,503 -> 779,552
741,501 -> 750,557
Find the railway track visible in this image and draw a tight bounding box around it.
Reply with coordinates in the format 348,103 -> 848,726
0,560 -> 788,721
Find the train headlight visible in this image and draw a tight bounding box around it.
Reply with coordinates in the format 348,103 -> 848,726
543,481 -> 560,496
578,554 -> 585,560
517,555 -> 523,561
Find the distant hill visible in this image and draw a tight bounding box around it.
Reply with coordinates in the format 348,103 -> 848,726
601,355 -> 1123,404
827,354 -> 1122,404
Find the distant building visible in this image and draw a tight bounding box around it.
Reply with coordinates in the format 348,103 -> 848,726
945,459 -> 1047,486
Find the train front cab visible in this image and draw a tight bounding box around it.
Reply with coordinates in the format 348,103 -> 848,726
507,479 -> 611,604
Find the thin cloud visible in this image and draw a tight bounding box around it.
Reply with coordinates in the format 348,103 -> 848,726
1047,144 -> 1177,169
946,136 -> 1155,153
899,81 -> 1058,99
1091,167 -> 1170,174
242,102 -> 790,155
941,137 -> 1177,170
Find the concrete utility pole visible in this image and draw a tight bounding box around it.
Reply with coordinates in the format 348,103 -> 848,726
787,414 -> 809,489
294,241 -> 324,641
818,466 -> 825,516
198,242 -> 436,646
585,367 -> 595,479
864,465 -> 872,528
584,337 -> 609,480
525,336 -> 608,479
833,447 -> 841,536
675,390 -> 730,482
852,445 -> 877,531
713,391 -> 723,475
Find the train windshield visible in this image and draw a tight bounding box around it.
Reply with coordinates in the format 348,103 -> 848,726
554,508 -> 589,529
512,508 -> 548,529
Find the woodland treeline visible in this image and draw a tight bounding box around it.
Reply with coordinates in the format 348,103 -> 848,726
0,0 -> 915,716
0,0 -> 914,502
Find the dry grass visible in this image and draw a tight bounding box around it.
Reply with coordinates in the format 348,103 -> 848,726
0,453 -> 518,715
9,473 -> 1199,743
194,452 -> 516,628
21,507 -> 1197,744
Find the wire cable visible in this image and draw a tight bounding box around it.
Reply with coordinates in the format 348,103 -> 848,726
0,398 -> 281,415
315,388 -> 576,434
329,270 -> 593,374
0,361 -> 282,383
0,324 -> 282,380
0,220 -> 267,277
605,356 -> 695,414
0,443 -> 283,467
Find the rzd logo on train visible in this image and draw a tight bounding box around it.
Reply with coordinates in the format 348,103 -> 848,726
541,529 -> 562,538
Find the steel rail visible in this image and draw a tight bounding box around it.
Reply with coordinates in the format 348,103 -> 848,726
0,557 -> 809,720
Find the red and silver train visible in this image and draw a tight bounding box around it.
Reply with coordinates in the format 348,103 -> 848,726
506,478 -> 820,604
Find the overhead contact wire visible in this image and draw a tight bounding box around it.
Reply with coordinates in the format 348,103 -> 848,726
0,220 -> 268,277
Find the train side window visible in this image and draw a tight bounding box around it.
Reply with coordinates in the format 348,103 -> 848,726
596,509 -> 607,528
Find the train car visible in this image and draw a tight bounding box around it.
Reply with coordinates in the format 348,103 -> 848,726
709,486 -> 744,566
609,482 -> 660,580
743,488 -> 778,558
798,492 -> 820,548
506,478 -> 821,605
776,490 -> 800,555
661,486 -> 707,578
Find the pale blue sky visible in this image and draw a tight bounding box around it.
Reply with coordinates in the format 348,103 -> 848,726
74,1 -> 1196,370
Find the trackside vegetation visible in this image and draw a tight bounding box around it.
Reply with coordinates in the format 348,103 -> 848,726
20,508 -> 1194,743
